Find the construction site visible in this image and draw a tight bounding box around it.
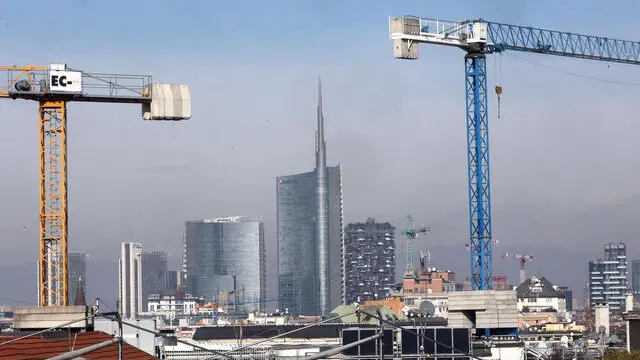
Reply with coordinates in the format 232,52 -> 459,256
1,3 -> 640,360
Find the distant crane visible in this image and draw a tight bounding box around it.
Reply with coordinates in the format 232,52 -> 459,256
0,64 -> 191,306
398,215 -> 430,277
502,252 -> 534,284
389,15 -> 640,290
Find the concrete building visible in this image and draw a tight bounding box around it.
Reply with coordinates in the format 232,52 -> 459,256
277,80 -> 344,316
448,290 -> 519,334
492,275 -> 510,290
68,252 -> 87,304
401,266 -> 457,296
589,242 -> 628,311
119,242 -> 143,318
344,218 -> 395,304
147,293 -> 203,315
141,251 -> 168,312
184,216 -> 266,312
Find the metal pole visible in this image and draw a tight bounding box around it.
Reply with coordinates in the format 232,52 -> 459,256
361,310 -> 484,360
378,309 -> 384,360
45,339 -> 119,360
0,315 -> 93,347
305,333 -> 384,360
117,313 -> 123,360
202,311 -> 357,360
119,318 -> 236,360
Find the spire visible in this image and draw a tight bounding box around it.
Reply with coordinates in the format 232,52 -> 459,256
316,76 -> 326,168
74,276 -> 86,306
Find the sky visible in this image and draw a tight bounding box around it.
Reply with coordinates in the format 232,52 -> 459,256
1,0 -> 640,307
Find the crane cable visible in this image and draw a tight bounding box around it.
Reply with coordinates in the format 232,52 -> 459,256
505,51 -> 640,86
494,53 -> 504,119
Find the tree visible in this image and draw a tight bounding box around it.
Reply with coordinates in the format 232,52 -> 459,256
605,350 -> 640,360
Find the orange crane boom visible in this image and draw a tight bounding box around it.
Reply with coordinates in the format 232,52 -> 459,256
1,64 -> 191,306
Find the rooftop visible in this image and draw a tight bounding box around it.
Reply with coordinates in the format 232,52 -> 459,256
515,276 -> 565,299
0,330 -> 156,359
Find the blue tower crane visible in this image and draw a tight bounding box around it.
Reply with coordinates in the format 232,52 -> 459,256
389,16 -> 640,290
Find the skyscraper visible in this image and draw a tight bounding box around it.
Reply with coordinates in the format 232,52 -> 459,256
344,218 -> 395,304
632,259 -> 640,296
141,251 -> 168,311
557,286 -> 573,312
68,252 -> 87,304
184,217 -> 266,312
277,79 -> 345,316
588,242 -> 628,311
119,242 -> 142,318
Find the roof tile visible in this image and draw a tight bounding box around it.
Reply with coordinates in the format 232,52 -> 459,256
0,331 -> 157,359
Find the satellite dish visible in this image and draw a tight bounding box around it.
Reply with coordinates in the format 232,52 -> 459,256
419,301 -> 435,317
609,334 -> 620,344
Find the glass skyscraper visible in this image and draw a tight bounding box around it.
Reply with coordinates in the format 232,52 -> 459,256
277,80 -> 345,316
68,252 -> 87,304
141,251 -> 168,311
184,217 -> 266,312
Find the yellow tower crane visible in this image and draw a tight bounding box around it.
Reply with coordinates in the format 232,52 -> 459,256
0,63 -> 191,307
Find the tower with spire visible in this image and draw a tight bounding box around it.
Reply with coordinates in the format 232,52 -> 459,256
276,78 -> 345,316
315,78 -> 330,316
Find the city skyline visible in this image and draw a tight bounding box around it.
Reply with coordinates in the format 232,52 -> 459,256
1,0 -> 640,308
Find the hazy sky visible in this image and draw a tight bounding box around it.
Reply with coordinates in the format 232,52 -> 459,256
1,0 -> 640,306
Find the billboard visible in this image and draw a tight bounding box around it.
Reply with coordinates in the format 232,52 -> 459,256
49,70 -> 82,93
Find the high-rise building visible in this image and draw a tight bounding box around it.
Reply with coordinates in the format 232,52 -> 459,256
166,270 -> 183,292
588,242 -> 628,311
277,80 -> 344,316
119,242 -> 143,318
557,286 -> 573,312
632,259 -> 640,295
141,251 -> 168,311
184,217 -> 266,312
68,252 -> 87,304
344,218 -> 395,304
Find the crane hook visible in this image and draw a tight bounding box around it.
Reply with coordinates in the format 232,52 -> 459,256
495,86 -> 503,118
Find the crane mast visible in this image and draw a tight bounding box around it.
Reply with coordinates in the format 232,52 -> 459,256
399,215 -> 430,278
1,64 -> 191,306
502,252 -> 534,284
389,16 -> 640,290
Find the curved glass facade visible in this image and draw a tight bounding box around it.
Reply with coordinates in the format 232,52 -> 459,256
277,165 -> 344,316
277,171 -> 318,315
184,217 -> 266,312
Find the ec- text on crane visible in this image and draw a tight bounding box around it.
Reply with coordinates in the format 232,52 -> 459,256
389,16 -> 640,290
0,63 -> 191,307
